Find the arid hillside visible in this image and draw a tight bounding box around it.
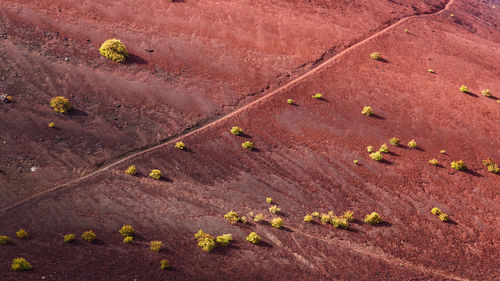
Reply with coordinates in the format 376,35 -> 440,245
0,0 -> 499,280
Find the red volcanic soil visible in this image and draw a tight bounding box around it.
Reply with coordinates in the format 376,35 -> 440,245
1,0 -> 500,280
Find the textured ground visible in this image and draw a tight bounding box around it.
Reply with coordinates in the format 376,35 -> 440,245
0,0 -> 499,280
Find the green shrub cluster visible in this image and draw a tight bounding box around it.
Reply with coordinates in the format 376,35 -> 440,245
379,143 -> 389,153
216,234 -> 233,246
312,93 -> 323,99
269,205 -> 281,214
440,150 -> 446,154
287,99 -> 294,105
271,218 -> 283,229
430,207 -> 450,222
266,197 -> 272,204
150,241 -> 163,252
331,216 -> 349,229
342,211 -> 354,221
63,234 -> 76,243
99,39 -> 129,62
16,229 -> 28,239
369,151 -> 383,161
407,139 -> 417,148
367,146 -> 374,153
230,126 -> 243,135
303,214 -> 313,222
242,141 -> 253,150
361,106 -> 373,116
123,236 -> 133,244
459,85 -> 469,93
482,158 -> 499,174
82,230 -> 96,242
253,213 -> 264,223
364,212 -> 382,224
50,96 -> 71,113
429,159 -> 439,166
125,165 -> 136,176
320,213 -> 331,224
48,122 -> 55,128
0,235 -> 10,245
160,259 -> 170,270
175,141 -> 185,150
195,230 -> 216,252
224,211 -> 246,224
119,225 -> 135,237
428,69 -> 435,73
311,211 -> 320,218
11,258 -> 32,271
246,232 -> 261,244
389,137 -> 400,147
481,89 -> 491,97
451,160 -> 466,171
149,169 -> 162,180
370,52 -> 381,60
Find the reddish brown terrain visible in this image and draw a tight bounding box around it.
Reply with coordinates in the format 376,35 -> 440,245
1,0 -> 499,280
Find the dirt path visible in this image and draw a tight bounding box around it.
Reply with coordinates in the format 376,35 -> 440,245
0,0 -> 455,213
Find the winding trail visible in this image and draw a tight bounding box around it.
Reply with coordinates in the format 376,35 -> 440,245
0,0 -> 455,213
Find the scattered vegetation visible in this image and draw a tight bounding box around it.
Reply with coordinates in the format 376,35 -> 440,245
160,259 -> 170,270
287,99 -> 294,105
312,93 -> 323,99
175,141 -> 185,150
242,141 -> 253,150
369,151 -> 383,161
481,89 -> 491,97
150,241 -> 163,252
451,160 -> 467,171
311,211 -> 320,218
266,197 -> 272,204
303,214 -> 313,222
379,144 -> 389,153
428,69 -> 435,73
119,225 -> 135,237
408,139 -> 417,148
99,39 -> 129,62
230,126 -> 243,135
364,212 -> 382,224
123,236 -> 133,244
11,258 -> 32,271
48,122 -> 55,128
82,230 -> 96,242
0,235 -> 10,245
367,146 -> 374,153
361,106 -> 373,116
331,216 -> 349,229
16,229 -> 28,239
370,52 -> 381,60
389,137 -> 400,147
63,234 -> 76,243
271,218 -> 283,229
253,213 -> 264,223
320,214 -> 331,224
459,85 -> 470,93
246,232 -> 261,244
482,158 -> 499,174
429,159 -> 439,166
430,207 -> 441,215
269,205 -> 281,214
430,207 -> 450,222
216,234 -> 233,246
50,96 -> 71,113
342,211 -> 354,221
195,230 -> 216,252
125,165 -> 136,176
224,211 -> 241,224
149,169 -> 162,180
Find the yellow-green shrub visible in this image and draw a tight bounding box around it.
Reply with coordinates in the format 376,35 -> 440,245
389,137 -> 400,147
63,234 -> 75,243
253,213 -> 264,223
175,141 -> 185,150
150,241 -> 163,252
367,146 -> 374,153
320,214 -> 331,224
370,52 -> 381,60
216,234 -> 233,246
224,211 -> 241,224
271,218 -> 283,229
266,197 -> 272,204
312,93 -> 323,99
119,225 -> 134,237
125,165 -> 136,176
364,212 -> 382,224
16,229 -> 28,239
50,96 -> 71,113
379,144 -> 389,153
481,89 -> 491,97
195,230 -> 215,252
242,141 -> 253,150
361,106 -> 373,116
160,259 -> 170,270
230,126 -> 243,135
440,150 -> 446,154
82,230 -> 96,242
483,158 -> 499,174
149,169 -> 162,180
342,211 -> 354,221
311,211 -> 320,218
459,85 -> 469,93
428,69 -> 435,73
48,122 -> 55,128
11,258 -> 32,271
303,214 -> 313,222
123,236 -> 133,244
451,160 -> 466,171
331,217 -> 349,229
269,205 -> 281,214
246,232 -> 261,244
431,207 -> 442,215
408,139 -> 417,148
353,160 -> 359,165
0,235 -> 10,245
287,99 -> 294,105
429,159 -> 438,166
99,39 -> 129,62
439,213 -> 450,222
369,151 -> 383,161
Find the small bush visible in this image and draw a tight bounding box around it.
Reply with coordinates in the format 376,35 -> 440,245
428,69 -> 435,73
303,214 -> 313,222
123,236 -> 133,244
216,234 -> 233,246
242,141 -> 253,150
48,122 -> 55,128
99,39 -> 129,62
16,229 -> 28,239
331,217 -> 349,229
361,106 -> 373,116
230,126 -> 243,135
82,230 -> 96,242
269,205 -> 281,214
311,211 -> 320,218
266,197 -> 272,204
379,144 -> 389,153
389,137 -> 400,147
451,160 -> 466,171
450,14 -> 455,17
459,85 -> 470,93
429,159 -> 438,166
253,213 -> 264,223
224,211 -> 241,224
175,141 -> 185,150
240,216 -> 248,224
63,234 -> 76,243
287,99 -> 294,105
370,52 -> 381,60
246,232 -> 261,244
6,95 -> 13,102
353,160 -> 359,165
195,230 -> 215,252
160,259 -> 170,270
369,151 -> 383,161
407,139 -> 417,148
342,211 -> 354,221
439,213 -> 450,222
125,165 -> 136,176
150,241 -> 163,252
440,150 -> 446,154
430,207 -> 442,215
271,218 -> 283,229
483,158 -> 499,173
480,89 -> 491,97
364,212 -> 382,224
50,96 -> 71,113
119,225 -> 135,237
320,214 -> 331,224
149,169 -> 162,180
312,93 -> 323,99
11,258 -> 32,271
367,146 -> 374,153
404,29 -> 409,33
0,235 -> 10,245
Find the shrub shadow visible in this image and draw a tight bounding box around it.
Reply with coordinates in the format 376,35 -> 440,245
378,58 -> 389,63
250,148 -> 261,152
387,151 -> 399,156
444,219 -> 458,225
370,114 -> 385,120
68,108 -> 88,117
373,221 -> 392,227
345,227 -> 359,233
462,169 -> 483,177
487,95 -> 499,101
159,176 -> 173,183
463,91 -> 479,98
280,226 -> 293,233
182,147 -> 195,153
256,240 -> 273,248
126,54 -> 147,65
414,146 -> 425,152
238,132 -> 252,139
380,159 -> 394,165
